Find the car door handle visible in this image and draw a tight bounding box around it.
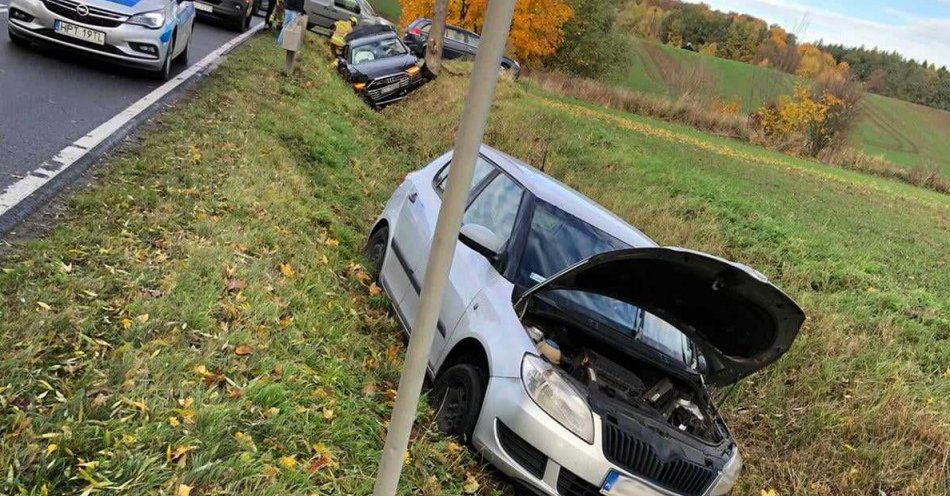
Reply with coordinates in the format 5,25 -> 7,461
408,192 -> 418,203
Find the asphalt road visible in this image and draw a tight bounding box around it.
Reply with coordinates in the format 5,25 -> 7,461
0,5 -> 264,193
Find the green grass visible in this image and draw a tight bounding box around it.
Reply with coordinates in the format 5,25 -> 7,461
0,36 -> 504,496
367,0 -> 400,23
610,37 -> 950,176
1,34 -> 948,496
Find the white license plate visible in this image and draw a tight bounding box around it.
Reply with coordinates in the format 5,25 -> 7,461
194,2 -> 213,12
601,471 -> 646,495
378,82 -> 400,94
54,20 -> 105,45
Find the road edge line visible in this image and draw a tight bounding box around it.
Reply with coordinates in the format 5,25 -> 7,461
0,22 -> 265,235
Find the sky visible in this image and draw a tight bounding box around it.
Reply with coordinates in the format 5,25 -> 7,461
686,0 -> 950,67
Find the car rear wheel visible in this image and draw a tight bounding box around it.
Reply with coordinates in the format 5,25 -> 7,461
430,363 -> 486,443
233,5 -> 251,32
364,225 -> 388,282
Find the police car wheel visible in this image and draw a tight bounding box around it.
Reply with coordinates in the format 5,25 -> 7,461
175,34 -> 190,65
156,46 -> 173,81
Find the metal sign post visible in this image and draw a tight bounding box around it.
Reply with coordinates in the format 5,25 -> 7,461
371,0 -> 517,493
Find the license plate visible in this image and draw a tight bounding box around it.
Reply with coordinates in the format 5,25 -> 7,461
601,471 -> 645,495
53,20 -> 105,45
194,2 -> 213,12
378,82 -> 400,94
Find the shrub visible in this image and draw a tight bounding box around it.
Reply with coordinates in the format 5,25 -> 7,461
546,0 -> 629,79
752,79 -> 860,156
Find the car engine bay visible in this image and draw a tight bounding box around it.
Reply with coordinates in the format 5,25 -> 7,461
524,319 -> 725,444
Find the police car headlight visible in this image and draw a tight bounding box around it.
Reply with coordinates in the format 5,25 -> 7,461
127,10 -> 165,29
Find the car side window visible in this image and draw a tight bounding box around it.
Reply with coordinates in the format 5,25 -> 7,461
446,28 -> 466,43
462,173 -> 523,246
334,0 -> 359,14
434,156 -> 494,196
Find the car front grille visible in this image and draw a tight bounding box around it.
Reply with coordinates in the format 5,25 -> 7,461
556,468 -> 601,496
602,421 -> 716,496
366,73 -> 411,99
43,0 -> 127,27
497,421 -> 547,479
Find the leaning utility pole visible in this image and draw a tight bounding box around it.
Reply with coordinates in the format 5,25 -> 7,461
370,0 -> 517,493
424,0 -> 449,76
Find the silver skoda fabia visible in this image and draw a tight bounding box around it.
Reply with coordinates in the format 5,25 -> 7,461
365,145 -> 805,496
7,0 -> 196,79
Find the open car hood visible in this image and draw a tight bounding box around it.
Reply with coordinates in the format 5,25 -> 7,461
516,247 -> 805,386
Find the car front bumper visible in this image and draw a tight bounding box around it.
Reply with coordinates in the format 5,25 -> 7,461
8,0 -> 172,70
474,376 -> 732,496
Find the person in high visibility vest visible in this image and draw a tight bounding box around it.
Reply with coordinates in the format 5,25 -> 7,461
331,16 -> 358,57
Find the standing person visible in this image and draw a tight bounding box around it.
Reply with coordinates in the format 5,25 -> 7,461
276,0 -> 306,73
331,16 -> 357,57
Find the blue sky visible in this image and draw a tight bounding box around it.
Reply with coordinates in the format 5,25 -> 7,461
688,0 -> 950,67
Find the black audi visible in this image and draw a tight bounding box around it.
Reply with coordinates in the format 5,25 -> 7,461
337,28 -> 425,108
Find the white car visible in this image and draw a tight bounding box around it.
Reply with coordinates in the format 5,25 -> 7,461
8,0 -> 196,80
365,145 -> 805,496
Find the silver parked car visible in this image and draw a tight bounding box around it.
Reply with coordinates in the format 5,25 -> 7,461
7,0 -> 196,80
365,145 -> 805,496
303,0 -> 390,36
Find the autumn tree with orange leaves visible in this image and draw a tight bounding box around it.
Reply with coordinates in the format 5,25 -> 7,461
399,0 -> 574,63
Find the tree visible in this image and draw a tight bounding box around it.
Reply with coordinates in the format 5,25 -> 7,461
424,0 -> 449,76
399,0 -> 573,63
548,0 -> 628,78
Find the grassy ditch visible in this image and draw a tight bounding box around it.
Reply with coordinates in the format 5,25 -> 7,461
0,36 -> 504,495
1,33 -> 948,496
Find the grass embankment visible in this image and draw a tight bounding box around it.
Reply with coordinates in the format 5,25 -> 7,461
0,35 -> 504,495
610,37 -> 950,177
1,33 -> 948,496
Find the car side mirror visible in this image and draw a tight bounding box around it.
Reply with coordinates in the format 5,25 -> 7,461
459,224 -> 502,262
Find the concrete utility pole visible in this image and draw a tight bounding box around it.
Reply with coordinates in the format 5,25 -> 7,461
424,0 -> 449,76
370,0 -> 516,493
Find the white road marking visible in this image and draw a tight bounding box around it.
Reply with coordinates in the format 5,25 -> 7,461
0,23 -> 264,218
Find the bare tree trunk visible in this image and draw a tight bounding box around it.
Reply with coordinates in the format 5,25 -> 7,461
424,0 -> 449,77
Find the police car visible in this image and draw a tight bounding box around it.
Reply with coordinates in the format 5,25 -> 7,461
7,0 -> 196,80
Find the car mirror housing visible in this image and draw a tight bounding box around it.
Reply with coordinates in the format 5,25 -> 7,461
459,224 -> 502,262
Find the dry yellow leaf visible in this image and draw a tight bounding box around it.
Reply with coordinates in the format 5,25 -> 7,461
325,238 -> 340,246
761,490 -> 779,496
234,345 -> 253,356
36,301 -> 51,311
136,313 -> 149,323
462,474 -> 479,494
402,451 -> 411,465
322,408 -> 335,421
279,263 -> 295,278
46,444 -> 58,455
120,318 -> 133,329
318,254 -> 329,265
262,464 -> 279,477
168,416 -> 180,427
264,407 -> 280,418
278,456 -> 296,470
446,441 -> 462,455
176,484 -> 192,496
368,283 -> 382,296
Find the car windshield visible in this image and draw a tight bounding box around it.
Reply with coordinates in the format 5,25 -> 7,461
349,37 -> 407,64
516,200 -> 695,366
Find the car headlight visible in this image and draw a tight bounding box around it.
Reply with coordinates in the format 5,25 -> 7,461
521,353 -> 594,444
127,10 -> 165,29
708,449 -> 742,495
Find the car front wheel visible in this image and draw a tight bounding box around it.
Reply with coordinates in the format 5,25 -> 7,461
430,363 -> 486,443
364,225 -> 388,281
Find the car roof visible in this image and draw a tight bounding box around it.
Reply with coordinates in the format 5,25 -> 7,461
348,28 -> 398,45
477,145 -> 656,248
412,18 -> 479,38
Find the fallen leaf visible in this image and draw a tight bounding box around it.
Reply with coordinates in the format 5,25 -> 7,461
403,451 -> 411,465
279,263 -> 295,278
264,407 -> 280,419
234,345 -> 253,356
176,484 -> 192,496
761,490 -> 779,496
136,313 -> 149,323
446,441 -> 462,455
361,382 -> 377,396
462,474 -> 479,494
46,444 -> 58,455
226,278 -> 247,292
168,416 -> 180,427
36,301 -> 51,311
322,408 -> 335,421
308,454 -> 330,474
120,318 -> 133,329
368,283 -> 382,296
278,456 -> 296,470
262,465 -> 279,477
